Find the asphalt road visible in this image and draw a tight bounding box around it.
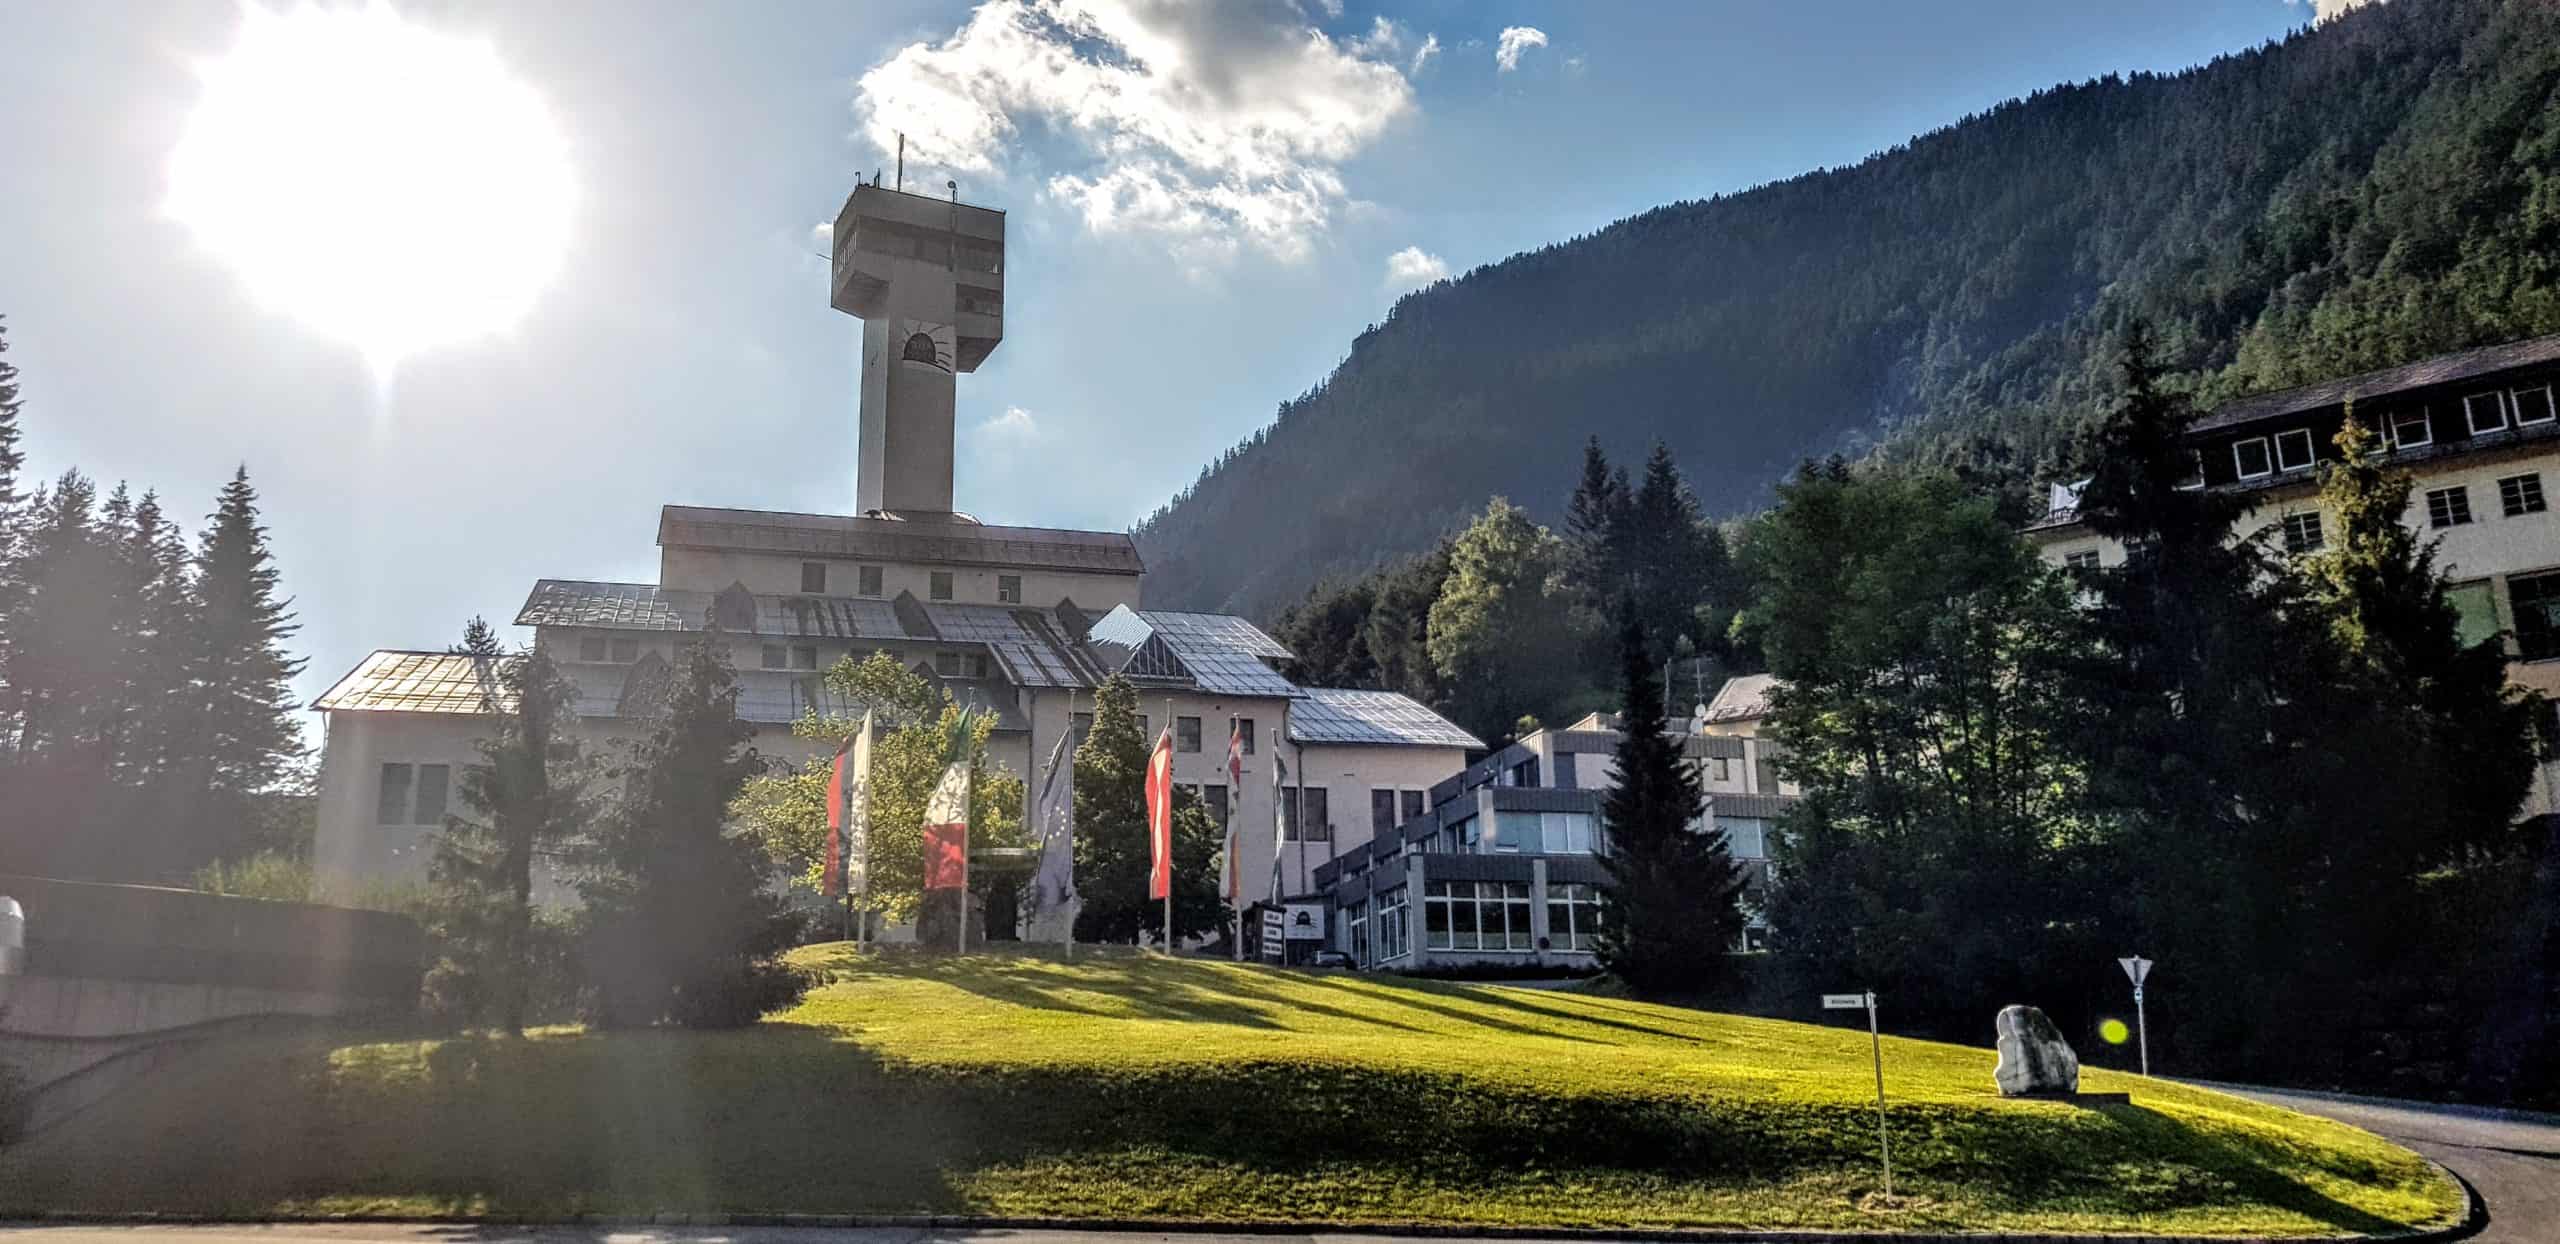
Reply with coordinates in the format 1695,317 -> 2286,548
2192,1080 -> 2560,1242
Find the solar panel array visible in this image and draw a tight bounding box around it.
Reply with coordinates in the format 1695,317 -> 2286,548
657,505 -> 1146,574
1287,687 -> 1484,749
515,581 -> 686,630
313,652 -> 507,715
1140,610 -> 1294,659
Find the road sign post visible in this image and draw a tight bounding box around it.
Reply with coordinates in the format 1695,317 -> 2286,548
1824,989 -> 1891,1201
2119,956 -> 2154,1077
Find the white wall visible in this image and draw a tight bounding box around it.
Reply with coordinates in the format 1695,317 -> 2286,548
659,546 -> 1140,612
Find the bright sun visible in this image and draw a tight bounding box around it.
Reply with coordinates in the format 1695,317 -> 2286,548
168,3 -> 575,372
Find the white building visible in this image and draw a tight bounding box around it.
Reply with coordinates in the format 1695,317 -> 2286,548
311,178 -> 1480,924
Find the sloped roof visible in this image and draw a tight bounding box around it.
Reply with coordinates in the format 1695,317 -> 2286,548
657,505 -> 1143,575
313,651 -> 506,715
1704,673 -> 1781,724
1085,605 -> 1301,698
2196,331 -> 2560,433
1288,688 -> 1482,749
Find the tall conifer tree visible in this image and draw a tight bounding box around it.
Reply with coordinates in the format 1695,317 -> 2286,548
1595,606 -> 1743,997
183,467 -> 307,866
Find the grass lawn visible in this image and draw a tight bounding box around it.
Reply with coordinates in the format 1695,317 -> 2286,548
0,945 -> 2459,1235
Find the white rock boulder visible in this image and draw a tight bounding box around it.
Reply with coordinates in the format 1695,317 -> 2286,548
1994,1004 -> 2081,1096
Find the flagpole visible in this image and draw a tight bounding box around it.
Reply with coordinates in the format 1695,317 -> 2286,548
1063,688 -> 1077,962
1229,713 -> 1242,963
959,754 -> 972,958
1162,696 -> 1174,956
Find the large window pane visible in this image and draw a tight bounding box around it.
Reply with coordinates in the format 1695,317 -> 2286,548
413,764 -> 450,825
2447,581 -> 2500,650
2513,572 -> 2560,661
376,763 -> 412,825
1451,896 -> 1479,949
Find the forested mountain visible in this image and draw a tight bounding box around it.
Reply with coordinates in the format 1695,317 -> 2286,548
1134,0 -> 2560,618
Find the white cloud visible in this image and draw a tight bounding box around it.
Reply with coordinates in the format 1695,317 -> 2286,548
854,0 -> 1416,263
810,221 -> 832,245
1409,34 -> 1440,74
2293,0 -> 2381,19
1350,16 -> 1402,58
979,405 -> 1041,437
1494,26 -> 1547,73
1383,245 -> 1448,290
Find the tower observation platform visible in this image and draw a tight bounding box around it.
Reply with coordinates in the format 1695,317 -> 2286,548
830,181 -> 1006,516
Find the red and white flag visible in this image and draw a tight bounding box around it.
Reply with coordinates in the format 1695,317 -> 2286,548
822,739 -> 849,896
923,758 -> 971,892
1219,719 -> 1244,902
1145,726 -> 1175,900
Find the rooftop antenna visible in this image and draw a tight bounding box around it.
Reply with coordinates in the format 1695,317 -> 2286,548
896,133 -> 905,192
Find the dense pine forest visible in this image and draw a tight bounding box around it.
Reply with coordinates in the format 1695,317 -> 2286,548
1134,0 -> 2560,618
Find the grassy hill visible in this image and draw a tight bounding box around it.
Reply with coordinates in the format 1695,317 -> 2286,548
0,948 -> 2458,1234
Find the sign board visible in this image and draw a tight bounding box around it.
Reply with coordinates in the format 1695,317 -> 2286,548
1822,992 -> 1871,1010
2119,956 -> 2152,987
1283,902 -> 1326,941
1259,908 -> 1285,962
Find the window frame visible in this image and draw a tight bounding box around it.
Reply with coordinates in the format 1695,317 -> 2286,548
800,561 -> 828,594
1400,789 -> 1425,822
2466,391 -> 2510,436
997,574 -> 1022,604
2425,485 -> 2473,529
857,565 -> 884,597
791,644 -> 819,671
2273,427 -> 2316,472
2513,571 -> 2560,662
609,637 -> 639,663
2280,511 -> 2324,555
2232,436 -> 2274,480
1176,715 -> 1203,753
1238,718 -> 1256,753
2498,473 -> 2547,518
2391,409 -> 2434,449
577,635 -> 606,662
934,651 -> 963,676
376,762 -> 413,826
2062,549 -> 2101,572
2446,579 -> 2501,650
761,643 -> 787,670
2513,385 -> 2558,427
928,571 -> 954,601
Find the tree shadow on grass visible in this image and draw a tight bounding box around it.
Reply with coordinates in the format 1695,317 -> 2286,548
819,953 -> 1437,1035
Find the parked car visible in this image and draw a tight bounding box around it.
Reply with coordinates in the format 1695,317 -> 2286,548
1308,949 -> 1356,970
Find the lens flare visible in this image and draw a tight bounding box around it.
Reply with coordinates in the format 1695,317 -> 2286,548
167,3 -> 576,373
2099,1017 -> 2131,1045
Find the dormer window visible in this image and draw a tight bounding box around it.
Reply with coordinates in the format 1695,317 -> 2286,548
2274,427 -> 2315,472
2232,437 -> 2273,480
2514,385 -> 2556,426
2390,409 -> 2433,449
2465,391 -> 2509,435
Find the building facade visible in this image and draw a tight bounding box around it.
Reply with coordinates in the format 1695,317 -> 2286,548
1309,690 -> 1798,973
2027,333 -> 2560,819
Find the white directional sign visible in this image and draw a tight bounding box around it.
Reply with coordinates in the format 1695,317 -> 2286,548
2119,956 -> 2152,987
1822,992 -> 1870,1010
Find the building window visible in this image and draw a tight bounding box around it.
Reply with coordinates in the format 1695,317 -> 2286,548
1071,711 -> 1094,743
1176,716 -> 1202,753
578,635 -> 606,662
2466,391 -> 2510,435
1401,789 -> 1425,822
1539,812 -> 1597,854
1547,883 -> 1603,952
970,653 -> 992,679
2514,385 -> 2557,426
1343,900 -> 1369,967
858,565 -> 884,596
1713,756 -> 1734,783
2498,473 -> 2547,517
1374,886 -> 1410,961
2391,409 -> 2433,449
1723,818 -> 1768,859
761,644 -> 786,669
930,571 -> 954,601
2175,448 -> 2205,491
997,574 -> 1022,604
934,651 -> 962,676
1507,756 -> 1540,788
1238,718 -> 1256,753
1372,788 -> 1397,835
2447,580 -> 2500,649
801,562 -> 827,594
1201,783 -> 1229,825
791,644 -> 819,670
2274,427 -> 2315,472
376,762 -> 448,825
2232,437 -> 2272,479
2063,549 -> 2100,572
902,331 -> 937,364
1302,786 -> 1331,841
2426,486 -> 2473,529
2513,572 -> 2560,661
1424,881 -> 1533,952
2281,511 -> 2325,555
610,637 -> 639,663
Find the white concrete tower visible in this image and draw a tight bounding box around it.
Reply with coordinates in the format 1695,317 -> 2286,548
829,181 -> 1005,515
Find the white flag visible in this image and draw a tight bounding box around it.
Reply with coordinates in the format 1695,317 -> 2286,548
1032,725 -> 1076,912
846,710 -> 876,905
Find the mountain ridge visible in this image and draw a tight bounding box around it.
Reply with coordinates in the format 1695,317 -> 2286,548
1134,0 -> 2560,618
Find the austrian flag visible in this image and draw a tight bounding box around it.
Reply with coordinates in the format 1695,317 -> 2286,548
1145,725 -> 1175,900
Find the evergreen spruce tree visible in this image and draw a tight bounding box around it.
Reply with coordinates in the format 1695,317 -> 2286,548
112,491 -> 193,794
183,467 -> 306,867
578,630 -> 802,1027
1595,605 -> 1743,997
0,315 -> 27,639
1564,437 -> 1630,611
451,616 -> 503,657
1070,674 -> 1222,945
429,633 -> 589,1033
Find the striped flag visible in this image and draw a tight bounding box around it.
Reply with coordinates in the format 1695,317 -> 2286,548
1219,719 -> 1244,903
1032,724 -> 1076,914
1145,726 -> 1175,901
822,739 -> 849,896
823,710 -> 877,897
1269,738 -> 1289,903
922,758 -> 970,891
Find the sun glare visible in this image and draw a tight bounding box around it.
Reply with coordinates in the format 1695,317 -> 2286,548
168,3 -> 575,373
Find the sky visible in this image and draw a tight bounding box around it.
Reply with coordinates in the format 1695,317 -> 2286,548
0,0 -> 2360,735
